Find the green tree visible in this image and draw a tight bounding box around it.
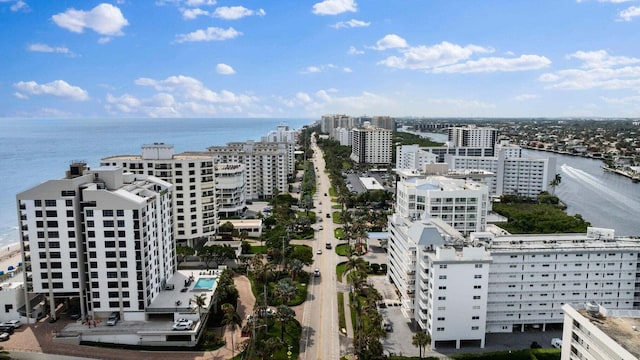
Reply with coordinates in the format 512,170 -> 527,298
549,173 -> 562,195
176,245 -> 195,267
274,278 -> 297,306
275,304 -> 295,340
192,293 -> 207,321
221,303 -> 242,359
412,332 -> 432,359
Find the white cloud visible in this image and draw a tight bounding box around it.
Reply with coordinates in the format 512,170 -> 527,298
51,3 -> 129,36
331,19 -> 370,29
107,75 -> 257,117
514,94 -> 539,101
185,0 -> 216,6
13,92 -> 28,100
343,67 -> 353,73
568,50 -> 640,68
312,0 -> 357,15
27,43 -> 73,55
432,54 -> 551,74
378,41 -> 492,70
181,8 -> 209,19
347,46 -> 364,55
601,95 -> 640,104
540,50 -> 640,90
13,80 -> 89,101
10,0 -> 28,11
175,27 -> 241,42
216,63 -> 235,75
300,64 -> 337,74
371,34 -> 408,50
296,92 -> 312,103
212,6 -> 265,20
618,6 -> 640,21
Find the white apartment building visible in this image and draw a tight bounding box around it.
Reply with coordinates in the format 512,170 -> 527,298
261,124 -> 298,143
395,176 -> 489,235
320,114 -> 359,136
215,163 -> 246,217
350,124 -> 393,164
17,163 -> 174,321
448,126 -> 498,153
446,141 -> 556,197
102,144 -> 231,247
371,116 -> 396,131
207,140 -> 294,200
387,216 -> 640,349
561,304 -> 640,360
387,216 -> 491,349
396,144 -> 438,170
335,127 -> 353,146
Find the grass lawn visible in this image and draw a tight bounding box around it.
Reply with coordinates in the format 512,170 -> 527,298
329,187 -> 337,196
335,243 -> 350,256
250,245 -> 268,254
336,262 -> 346,283
337,293 -> 346,333
335,227 -> 345,239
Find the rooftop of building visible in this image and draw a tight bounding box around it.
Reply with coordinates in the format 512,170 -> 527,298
101,151 -> 213,161
147,269 -> 221,312
578,308 -> 640,358
482,230 -> 640,251
405,175 -> 486,192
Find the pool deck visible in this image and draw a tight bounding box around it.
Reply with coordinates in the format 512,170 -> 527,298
146,270 -> 220,312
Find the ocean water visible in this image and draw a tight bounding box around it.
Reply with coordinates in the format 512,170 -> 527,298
0,118 -> 312,247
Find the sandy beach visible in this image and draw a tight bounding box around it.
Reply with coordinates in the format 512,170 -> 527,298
0,242 -> 23,276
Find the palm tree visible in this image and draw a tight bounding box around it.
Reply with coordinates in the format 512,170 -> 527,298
192,293 -> 207,321
221,303 -> 242,358
275,305 -> 295,340
549,173 -> 562,195
274,278 -> 297,306
412,332 -> 432,359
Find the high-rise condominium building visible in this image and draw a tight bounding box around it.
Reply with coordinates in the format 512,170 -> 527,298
206,140 -> 294,200
102,144 -> 246,246
395,176 -> 489,235
17,163 -> 174,320
396,144 -> 439,170
320,114 -> 359,136
261,124 -> 298,144
447,126 -> 498,153
350,124 -> 393,164
371,116 -> 396,131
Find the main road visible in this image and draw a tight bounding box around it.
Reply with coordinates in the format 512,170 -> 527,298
299,135 -> 343,360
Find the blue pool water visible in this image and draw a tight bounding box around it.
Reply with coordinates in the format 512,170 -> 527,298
193,277 -> 216,290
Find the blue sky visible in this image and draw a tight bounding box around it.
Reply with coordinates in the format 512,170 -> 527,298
1,0 -> 640,118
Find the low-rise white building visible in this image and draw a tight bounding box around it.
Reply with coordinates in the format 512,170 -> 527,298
446,141 -> 556,197
396,144 -> 438,171
388,214 -> 640,349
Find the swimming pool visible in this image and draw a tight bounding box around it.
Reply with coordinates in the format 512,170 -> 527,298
193,277 -> 216,290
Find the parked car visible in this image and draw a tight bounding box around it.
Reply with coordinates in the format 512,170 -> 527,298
172,321 -> 193,331
69,312 -> 81,320
106,312 -> 120,326
551,338 -> 563,348
0,332 -> 9,342
0,320 -> 20,329
0,326 -> 14,335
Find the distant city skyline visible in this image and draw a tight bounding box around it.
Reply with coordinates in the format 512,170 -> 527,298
1,0 -> 640,118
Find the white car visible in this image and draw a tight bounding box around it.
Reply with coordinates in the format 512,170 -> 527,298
0,332 -> 9,342
318,225 -> 323,230
0,320 -> 20,329
316,249 -> 322,255
172,319 -> 194,331
314,269 -> 321,277
551,338 -> 563,348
